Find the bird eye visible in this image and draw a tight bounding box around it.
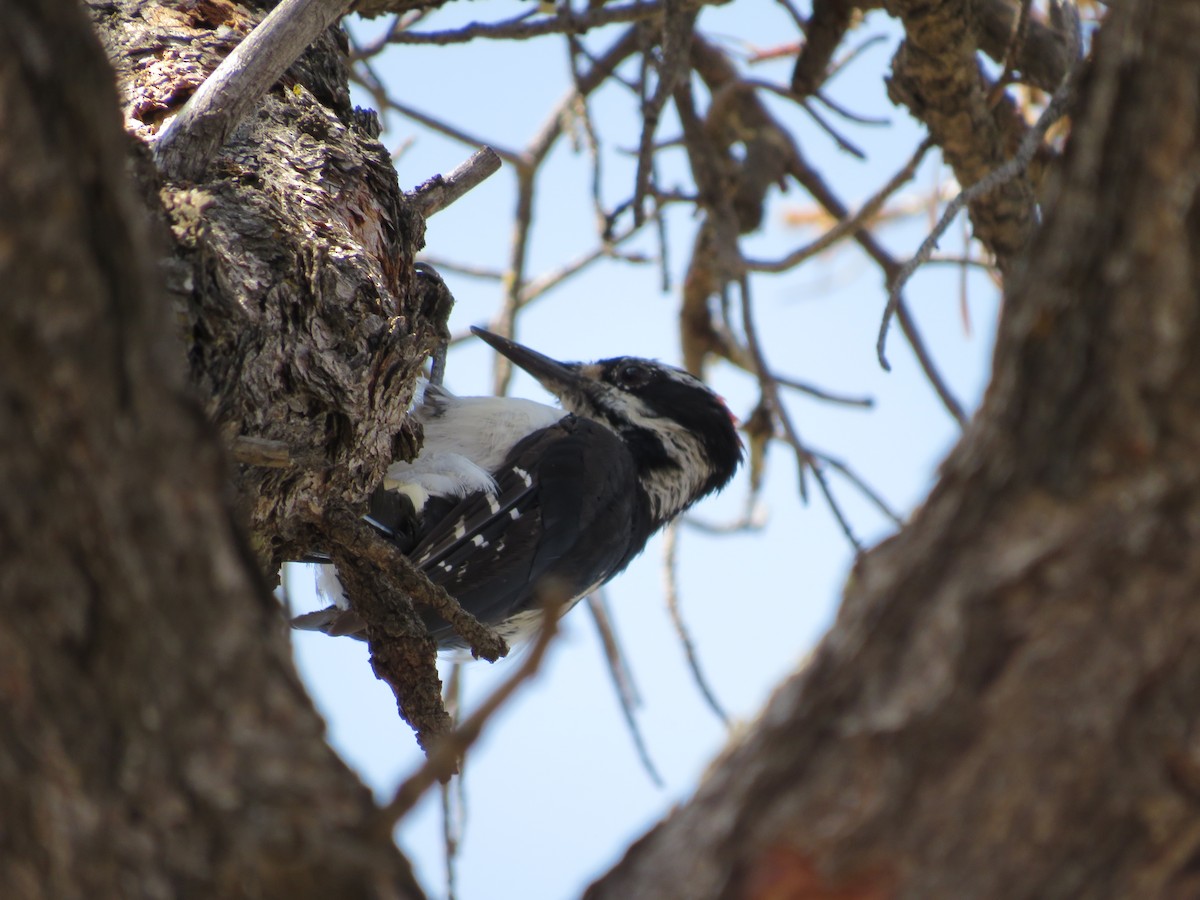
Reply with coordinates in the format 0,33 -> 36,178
615,362 -> 650,388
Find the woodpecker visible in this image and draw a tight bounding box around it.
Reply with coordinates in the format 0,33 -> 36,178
294,327 -> 743,649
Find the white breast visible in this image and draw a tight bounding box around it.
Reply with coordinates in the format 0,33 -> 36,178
383,389 -> 564,504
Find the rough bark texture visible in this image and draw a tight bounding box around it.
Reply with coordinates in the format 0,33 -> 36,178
0,0 -> 427,895
885,0 -> 1038,272
6,0 -> 1200,896
588,3 -> 1200,898
91,0 -> 435,570
87,0 -> 467,744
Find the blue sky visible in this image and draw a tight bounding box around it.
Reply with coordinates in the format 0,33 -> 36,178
288,3 -> 999,897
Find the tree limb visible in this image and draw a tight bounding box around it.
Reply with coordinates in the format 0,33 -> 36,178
154,0 -> 352,181
587,4 -> 1200,896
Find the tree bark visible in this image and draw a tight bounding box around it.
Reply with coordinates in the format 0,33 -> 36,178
89,0 -> 467,745
89,0 -> 434,568
7,0 -> 1200,896
0,0 -> 422,896
588,3 -> 1200,898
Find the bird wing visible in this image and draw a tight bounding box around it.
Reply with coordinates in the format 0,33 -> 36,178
296,417 -> 651,648
408,416 -> 646,646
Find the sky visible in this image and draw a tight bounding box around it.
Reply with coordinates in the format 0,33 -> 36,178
287,3 -> 1000,898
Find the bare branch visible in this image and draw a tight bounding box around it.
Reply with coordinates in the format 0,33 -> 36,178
877,47 -> 1082,369
376,604 -> 560,825
774,376 -> 874,409
381,2 -> 666,46
154,0 -> 351,181
326,512 -> 509,663
587,593 -> 665,787
662,525 -> 730,726
745,138 -> 933,273
809,449 -> 904,526
412,147 -> 503,217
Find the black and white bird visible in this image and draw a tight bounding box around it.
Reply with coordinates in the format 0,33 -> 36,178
295,327 -> 743,649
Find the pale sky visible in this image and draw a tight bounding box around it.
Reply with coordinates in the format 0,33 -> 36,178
289,3 -> 998,897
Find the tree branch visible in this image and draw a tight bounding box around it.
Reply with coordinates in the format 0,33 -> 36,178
154,0 -> 352,181
587,5 -> 1200,896
411,146 -> 503,217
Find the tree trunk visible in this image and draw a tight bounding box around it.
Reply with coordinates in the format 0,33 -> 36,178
0,0 -> 423,895
588,4 -> 1200,898
6,0 -> 1200,897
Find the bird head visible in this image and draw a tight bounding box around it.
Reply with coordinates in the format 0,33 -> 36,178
471,327 -> 742,523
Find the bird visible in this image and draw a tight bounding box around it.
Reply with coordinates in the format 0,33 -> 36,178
294,326 -> 743,650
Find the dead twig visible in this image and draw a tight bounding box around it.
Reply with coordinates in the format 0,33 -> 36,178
375,602 -> 561,826
746,138 -> 933,274
662,525 -> 730,726
877,31 -> 1083,369
154,0 -> 351,181
412,147 -> 503,218
381,1 -> 665,46
327,512 -> 508,662
587,593 -> 664,787
774,376 -> 874,409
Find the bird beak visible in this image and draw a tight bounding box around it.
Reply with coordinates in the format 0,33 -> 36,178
471,327 -> 588,397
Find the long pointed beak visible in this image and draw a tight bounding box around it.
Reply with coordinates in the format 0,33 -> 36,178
471,327 -> 587,397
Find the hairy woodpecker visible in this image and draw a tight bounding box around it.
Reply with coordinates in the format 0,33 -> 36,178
294,327 -> 743,649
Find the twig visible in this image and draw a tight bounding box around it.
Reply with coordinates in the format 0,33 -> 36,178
328,511 -> 508,662
351,9 -> 428,58
416,258 -> 505,282
587,593 -> 664,787
809,449 -> 903,526
813,89 -> 890,127
894,299 -> 968,426
800,98 -> 866,159
774,376 -> 874,408
375,604 -> 560,826
746,138 -> 933,273
439,664 -> 465,900
785,144 -> 968,425
382,1 -> 665,46
154,0 -> 351,181
734,274 -> 812,501
826,33 -> 889,83
876,51 -> 1081,369
681,508 -> 767,535
630,0 -> 697,224
662,524 -> 729,726
805,452 -> 864,552
587,593 -> 642,710
412,147 -> 503,218
440,778 -> 462,900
